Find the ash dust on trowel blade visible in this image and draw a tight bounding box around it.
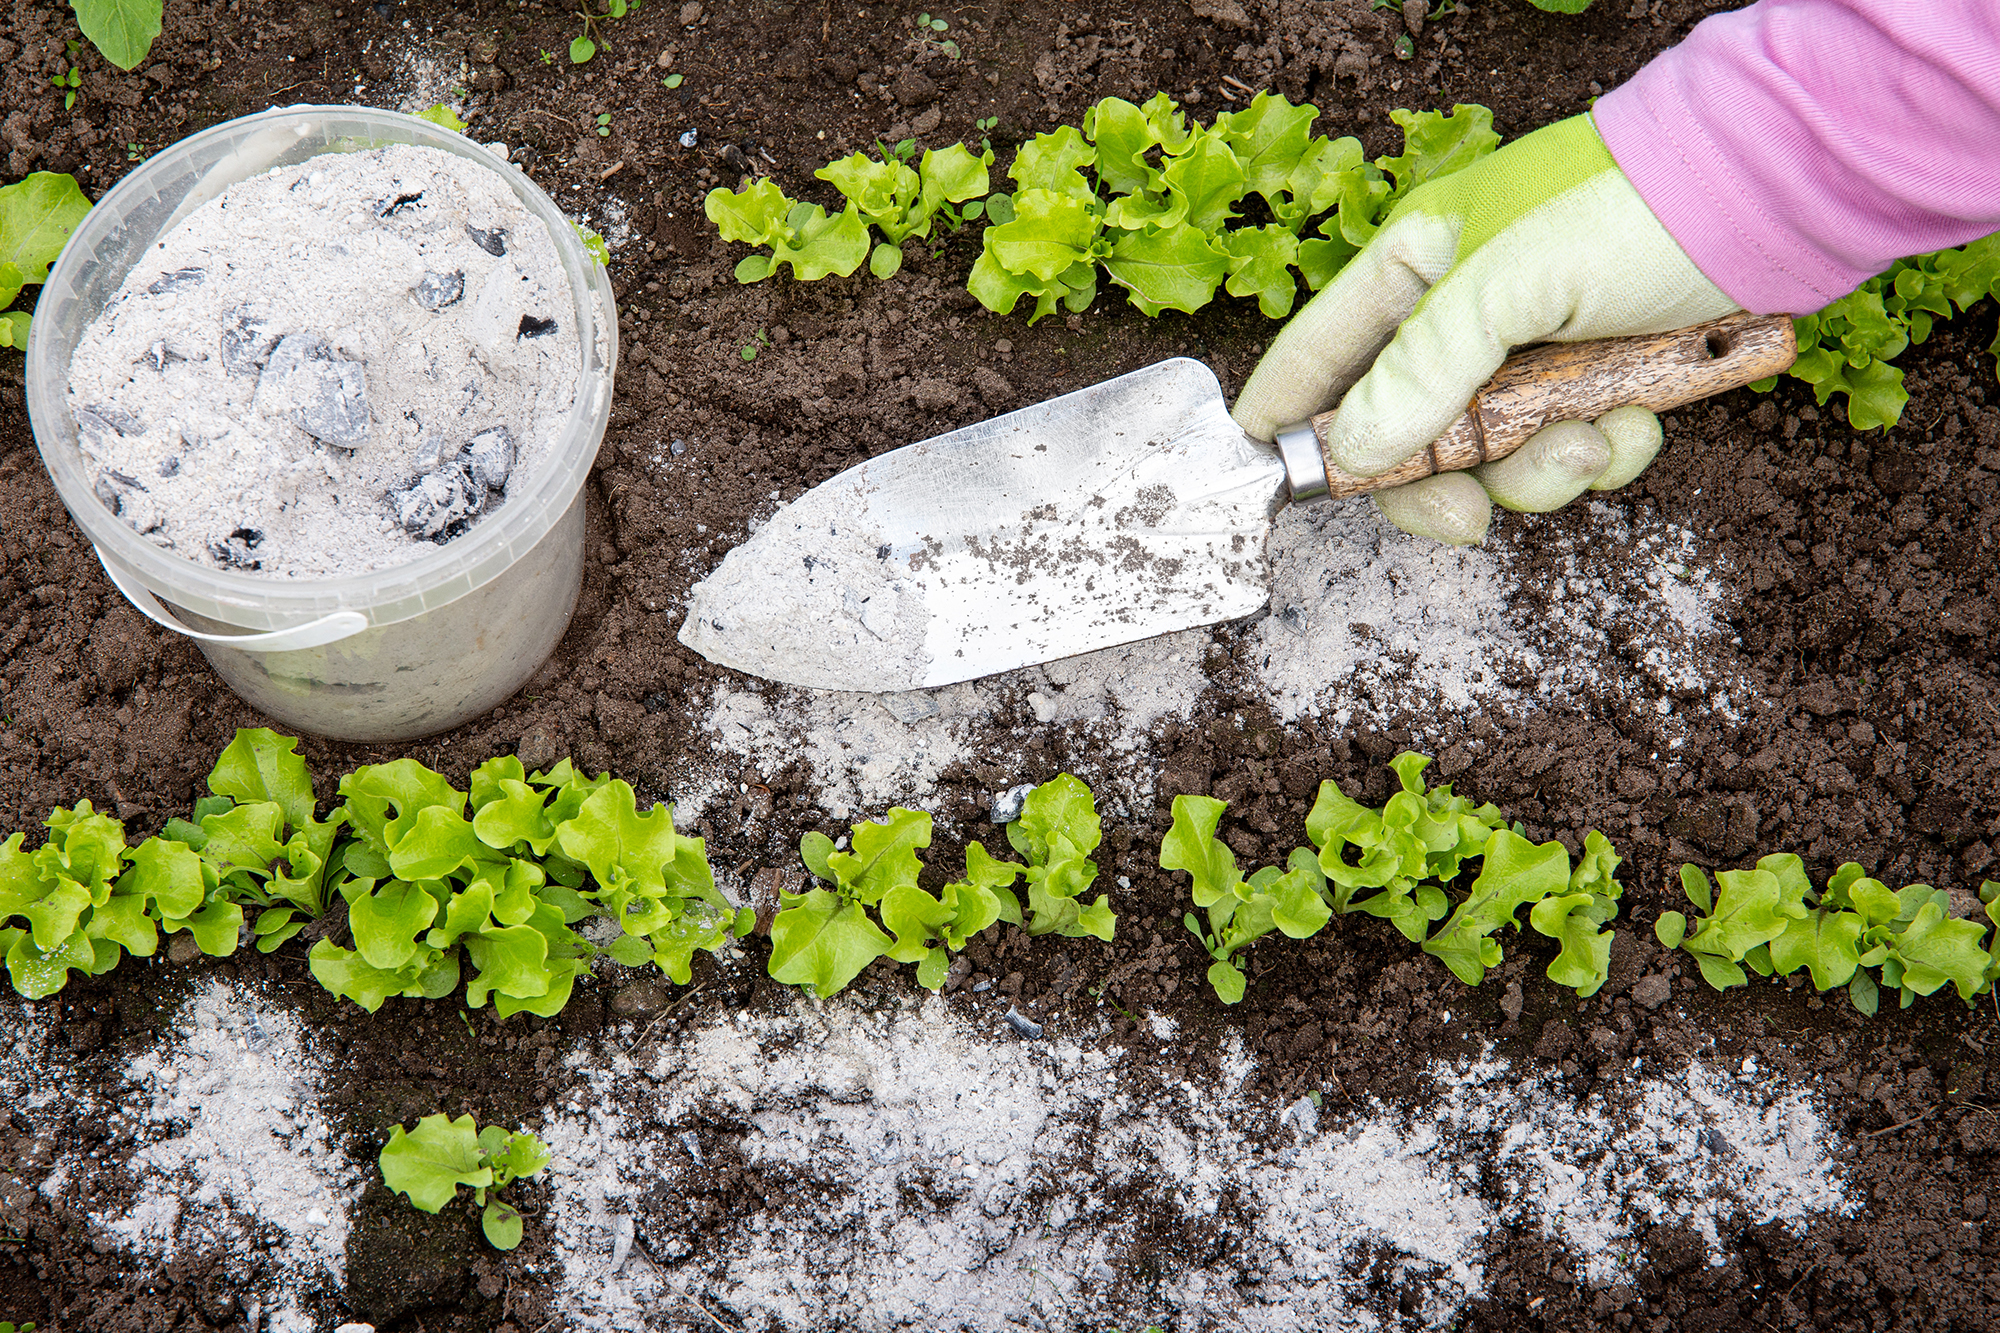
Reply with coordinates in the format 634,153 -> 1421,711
0,979 -> 359,1333
537,993 -> 1855,1333
679,502 -> 934,694
678,356 -> 1283,692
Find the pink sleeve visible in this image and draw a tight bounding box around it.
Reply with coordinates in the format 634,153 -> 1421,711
1591,0 -> 2000,315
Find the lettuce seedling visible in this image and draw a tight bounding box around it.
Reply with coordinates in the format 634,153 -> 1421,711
170,728 -> 342,952
1664,854 -> 1997,1014
1163,752 -> 1623,1003
1004,774 -> 1114,940
1654,856 -> 1810,992
769,774 -> 1112,998
312,755 -> 748,1014
1306,753 -> 1504,942
0,803 -> 147,997
966,91 -> 1500,325
705,178 -> 870,283
1,172 -> 94,351
1420,829 -> 1576,988
1164,794 -> 1329,1004
816,142 -> 992,277
378,1113 -> 551,1250
768,807 -> 921,997
1753,233 -> 2000,429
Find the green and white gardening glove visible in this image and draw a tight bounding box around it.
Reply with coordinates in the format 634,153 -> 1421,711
1234,113 -> 1739,545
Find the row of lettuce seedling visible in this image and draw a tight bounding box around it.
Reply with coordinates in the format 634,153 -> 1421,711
4,728 -> 1996,1016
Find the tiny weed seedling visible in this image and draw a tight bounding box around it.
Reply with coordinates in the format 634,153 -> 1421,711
975,114 -> 999,153
539,47 -> 556,64
662,72 -> 684,89
50,63 -> 82,112
571,0 -> 642,63
914,12 -> 961,58
572,221 -> 611,266
0,1321 -> 38,1332
379,1113 -> 552,1249
124,141 -> 145,161
739,329 -> 770,360
596,112 -> 614,137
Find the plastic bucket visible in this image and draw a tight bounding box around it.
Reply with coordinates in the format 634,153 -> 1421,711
25,106 -> 617,741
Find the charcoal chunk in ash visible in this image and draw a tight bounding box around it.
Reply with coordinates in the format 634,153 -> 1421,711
258,333 -> 371,447
219,306 -> 283,375
465,223 -> 508,256
146,267 -> 205,295
209,527 -> 265,570
140,339 -> 188,372
463,425 -> 515,492
93,470 -> 146,514
376,191 -> 425,217
75,403 -> 145,446
388,465 -> 486,541
517,313 -> 558,339
412,270 -> 465,310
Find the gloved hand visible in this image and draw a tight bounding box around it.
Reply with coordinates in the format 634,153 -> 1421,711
1233,113 -> 1740,545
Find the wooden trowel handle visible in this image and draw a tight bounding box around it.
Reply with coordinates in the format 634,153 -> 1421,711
1306,311 -> 1797,500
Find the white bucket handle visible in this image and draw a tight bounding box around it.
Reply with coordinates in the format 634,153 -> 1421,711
97,550 -> 370,652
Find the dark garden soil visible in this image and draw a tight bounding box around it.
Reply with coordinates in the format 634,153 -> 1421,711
3,0 -> 1999,1330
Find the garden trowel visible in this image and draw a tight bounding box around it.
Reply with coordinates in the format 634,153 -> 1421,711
680,313 -> 1794,693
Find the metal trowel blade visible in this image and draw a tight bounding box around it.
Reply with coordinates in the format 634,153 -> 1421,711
679,358 -> 1288,693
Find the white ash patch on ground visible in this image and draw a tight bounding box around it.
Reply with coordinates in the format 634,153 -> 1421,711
536,994 -> 1851,1333
5,979 -> 359,1333
1254,499 -> 1755,739
686,628 -> 1214,823
579,195 -> 635,252
388,43 -> 470,115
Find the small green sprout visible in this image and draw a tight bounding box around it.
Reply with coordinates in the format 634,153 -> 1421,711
51,65 -> 82,111
539,47 -> 555,63
739,329 -> 770,361
125,142 -> 146,162
572,0 -> 639,64
662,72 -> 684,88
596,112 -> 613,136
975,114 -> 998,152
914,12 -> 960,57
